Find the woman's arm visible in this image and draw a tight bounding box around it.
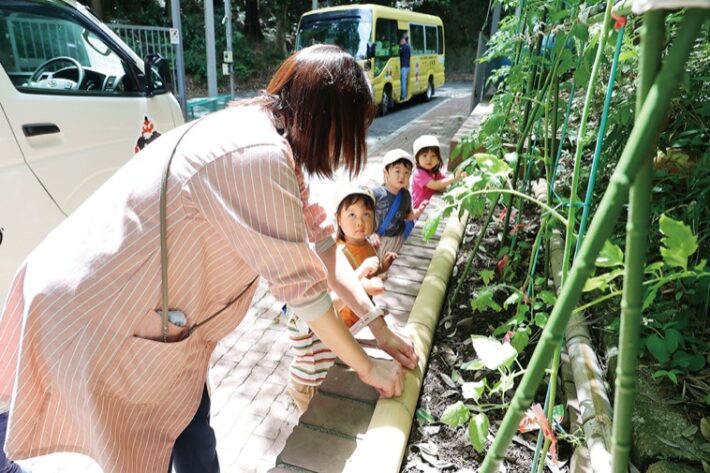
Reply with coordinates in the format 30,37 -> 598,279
307,306 -> 404,396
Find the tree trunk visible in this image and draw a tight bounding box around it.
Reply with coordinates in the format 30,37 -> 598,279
89,0 -> 104,20
244,0 -> 263,40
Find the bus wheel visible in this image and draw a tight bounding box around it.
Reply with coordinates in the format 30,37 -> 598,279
424,78 -> 434,102
379,88 -> 392,116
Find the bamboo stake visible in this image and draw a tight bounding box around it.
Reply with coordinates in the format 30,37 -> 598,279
611,11 -> 665,472
562,0 -> 614,282
479,11 -> 708,472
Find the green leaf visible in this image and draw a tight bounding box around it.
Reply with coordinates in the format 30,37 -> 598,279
416,408 -> 435,424
695,259 -> 707,271
533,312 -> 549,328
471,336 -> 518,370
646,334 -> 670,364
659,214 -> 698,270
468,413 -> 490,453
537,290 -> 557,306
671,351 -> 705,372
643,285 -> 659,311
705,394 -> 710,405
440,401 -> 470,428
462,381 -> 486,402
596,240 -> 625,267
583,268 -> 625,292
652,369 -> 678,384
471,288 -> 502,313
422,210 -> 442,241
570,23 -> 589,42
701,417 -> 710,440
480,269 -> 495,286
664,329 -> 682,354
511,330 -> 530,353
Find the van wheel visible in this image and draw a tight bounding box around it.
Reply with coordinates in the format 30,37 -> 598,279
424,78 -> 434,102
379,88 -> 393,116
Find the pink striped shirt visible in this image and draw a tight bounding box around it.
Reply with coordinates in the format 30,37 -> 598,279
0,105 -> 334,473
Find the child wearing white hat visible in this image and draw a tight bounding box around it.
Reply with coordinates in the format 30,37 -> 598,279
286,185 -> 411,412
370,149 -> 428,259
411,135 -> 467,209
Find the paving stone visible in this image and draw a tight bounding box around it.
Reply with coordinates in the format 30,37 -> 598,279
299,393 -> 374,439
276,425 -> 358,473
318,364 -> 379,404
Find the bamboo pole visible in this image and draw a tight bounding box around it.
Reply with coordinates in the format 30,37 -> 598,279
611,11 -> 665,472
479,11 -> 708,472
561,0 -> 614,282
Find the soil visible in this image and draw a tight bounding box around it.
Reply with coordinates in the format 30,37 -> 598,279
401,206 -> 575,473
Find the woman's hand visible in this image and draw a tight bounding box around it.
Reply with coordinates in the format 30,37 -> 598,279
358,358 -> 405,397
369,319 -> 418,370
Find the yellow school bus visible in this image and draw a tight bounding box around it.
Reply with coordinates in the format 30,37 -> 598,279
295,4 -> 445,116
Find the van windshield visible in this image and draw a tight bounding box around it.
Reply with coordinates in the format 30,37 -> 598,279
296,16 -> 372,59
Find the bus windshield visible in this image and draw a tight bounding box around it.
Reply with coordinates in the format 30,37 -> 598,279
296,16 -> 372,59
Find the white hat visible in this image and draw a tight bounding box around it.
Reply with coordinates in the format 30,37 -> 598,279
334,184 -> 375,211
382,148 -> 415,168
413,135 -> 441,158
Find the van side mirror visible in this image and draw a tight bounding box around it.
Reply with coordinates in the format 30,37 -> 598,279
144,53 -> 170,96
366,42 -> 375,59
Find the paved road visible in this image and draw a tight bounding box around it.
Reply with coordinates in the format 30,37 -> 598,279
367,81 -> 472,139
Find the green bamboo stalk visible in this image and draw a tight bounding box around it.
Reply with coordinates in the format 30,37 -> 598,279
611,11 -> 665,472
561,0 -> 614,283
479,11 -> 708,472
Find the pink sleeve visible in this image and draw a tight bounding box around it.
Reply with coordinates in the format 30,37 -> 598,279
412,168 -> 434,191
188,144 -> 332,320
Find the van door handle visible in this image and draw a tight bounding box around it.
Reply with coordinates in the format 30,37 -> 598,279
22,123 -> 60,137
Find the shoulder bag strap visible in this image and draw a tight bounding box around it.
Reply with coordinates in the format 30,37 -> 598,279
377,190 -> 403,236
160,118 -> 259,341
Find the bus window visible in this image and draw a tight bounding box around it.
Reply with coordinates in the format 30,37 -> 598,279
437,26 -> 444,54
410,24 -> 424,55
374,18 -> 398,75
296,17 -> 372,59
425,25 -> 437,54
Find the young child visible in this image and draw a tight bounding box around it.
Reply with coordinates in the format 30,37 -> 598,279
411,135 -> 467,209
371,149 -> 428,258
286,185 -> 403,412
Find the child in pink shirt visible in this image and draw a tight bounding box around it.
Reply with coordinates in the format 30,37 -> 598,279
411,135 -> 467,208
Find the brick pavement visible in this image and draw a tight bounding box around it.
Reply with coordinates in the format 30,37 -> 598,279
16,86 -> 471,473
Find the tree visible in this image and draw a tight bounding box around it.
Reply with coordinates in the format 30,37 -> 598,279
244,0 -> 263,40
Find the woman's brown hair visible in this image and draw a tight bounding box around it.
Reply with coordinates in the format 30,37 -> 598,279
248,45 -> 375,178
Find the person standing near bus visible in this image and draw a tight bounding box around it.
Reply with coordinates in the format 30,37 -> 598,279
399,33 -> 411,101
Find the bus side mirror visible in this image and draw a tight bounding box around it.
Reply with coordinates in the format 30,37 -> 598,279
366,42 -> 375,59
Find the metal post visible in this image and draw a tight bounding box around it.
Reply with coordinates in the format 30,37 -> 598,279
204,0 -> 218,97
224,0 -> 235,98
312,0 -> 318,11
170,0 -> 188,119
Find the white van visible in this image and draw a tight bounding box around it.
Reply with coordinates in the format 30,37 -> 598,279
0,0 -> 184,302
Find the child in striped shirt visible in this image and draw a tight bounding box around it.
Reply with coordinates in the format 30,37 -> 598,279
287,186 -> 399,412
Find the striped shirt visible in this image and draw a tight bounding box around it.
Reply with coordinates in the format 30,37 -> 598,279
0,105 -> 335,473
